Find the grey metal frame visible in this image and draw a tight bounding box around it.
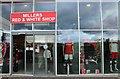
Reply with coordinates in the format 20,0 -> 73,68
33,34 -> 35,74
78,0 -> 80,75
25,34 -> 34,75
100,0 -> 104,74
25,35 -> 26,73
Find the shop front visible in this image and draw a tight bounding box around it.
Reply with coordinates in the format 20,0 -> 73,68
11,31 -> 55,76
0,0 -> 120,77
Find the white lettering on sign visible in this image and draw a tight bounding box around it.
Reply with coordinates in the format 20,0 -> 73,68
26,18 -> 41,22
42,17 -> 56,21
22,18 -> 25,22
12,18 -> 21,22
10,12 -> 56,24
23,13 -> 43,17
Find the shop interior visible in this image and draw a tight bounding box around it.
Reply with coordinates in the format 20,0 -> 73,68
12,32 -> 55,76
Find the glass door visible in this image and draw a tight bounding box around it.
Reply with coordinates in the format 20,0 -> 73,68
34,34 -> 55,76
12,34 -> 25,74
25,35 -> 33,74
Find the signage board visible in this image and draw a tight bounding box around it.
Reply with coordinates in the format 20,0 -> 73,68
10,12 -> 56,24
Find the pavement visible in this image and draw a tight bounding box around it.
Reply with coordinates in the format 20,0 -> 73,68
1,77 -> 120,79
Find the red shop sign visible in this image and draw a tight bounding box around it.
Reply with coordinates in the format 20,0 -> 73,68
10,12 -> 56,24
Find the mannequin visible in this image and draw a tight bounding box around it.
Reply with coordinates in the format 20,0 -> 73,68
1,33 -> 9,73
63,36 -> 74,73
2,35 -> 6,59
109,39 -> 119,72
43,44 -> 52,72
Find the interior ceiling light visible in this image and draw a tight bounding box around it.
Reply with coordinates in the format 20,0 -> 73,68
24,4 -> 28,7
86,4 -> 91,7
73,23 -> 76,26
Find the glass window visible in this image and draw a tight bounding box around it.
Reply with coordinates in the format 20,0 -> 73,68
34,23 -> 55,30
12,2 -> 33,30
79,1 -> 101,29
0,3 -> 2,30
13,2 -> 32,12
103,30 -> 120,73
102,2 -> 118,29
12,34 -> 25,74
57,2 -> 78,29
13,24 -> 32,30
80,31 -> 102,74
34,1 -> 55,30
118,1 -> 120,28
0,32 -> 10,74
35,2 -> 55,11
1,3 -> 11,31
34,34 -> 55,76
119,3 -> 120,74
57,0 -> 77,2
26,35 -> 33,74
57,30 -> 79,74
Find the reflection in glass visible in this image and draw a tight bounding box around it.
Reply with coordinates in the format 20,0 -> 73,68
57,31 -> 79,74
104,30 -> 120,73
1,3 -> 11,31
0,4 -> 1,30
34,34 -> 55,76
34,22 -> 55,30
13,24 -> 32,30
35,2 -> 55,11
79,2 -> 101,29
57,0 -> 77,2
80,31 -> 102,74
26,36 -> 33,74
57,2 -> 78,29
12,34 -> 25,74
34,2 -> 55,30
13,2 -> 32,12
102,2 -> 118,29
12,2 -> 33,30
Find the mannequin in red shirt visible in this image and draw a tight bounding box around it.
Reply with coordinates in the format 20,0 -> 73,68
63,36 -> 74,73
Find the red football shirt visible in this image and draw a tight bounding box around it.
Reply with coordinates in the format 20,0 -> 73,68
64,42 -> 73,54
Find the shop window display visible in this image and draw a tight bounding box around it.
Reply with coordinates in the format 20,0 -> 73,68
109,39 -> 119,72
80,31 -> 102,74
57,31 -> 79,74
63,35 -> 74,74
104,31 -> 120,73
0,32 -> 10,73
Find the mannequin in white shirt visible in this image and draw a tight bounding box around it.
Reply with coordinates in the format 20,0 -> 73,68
43,48 -> 52,72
